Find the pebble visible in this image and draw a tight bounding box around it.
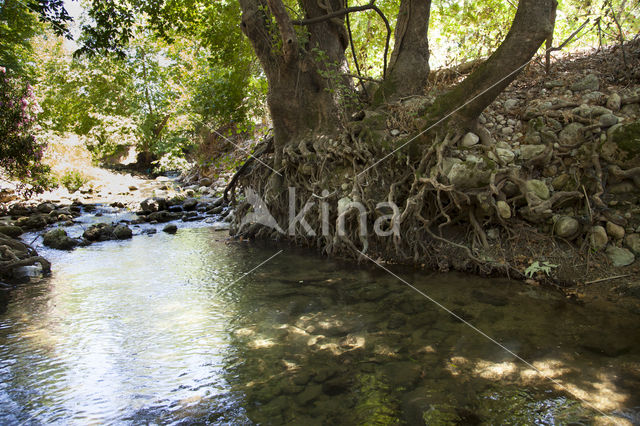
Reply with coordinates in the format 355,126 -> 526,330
599,114 -> 619,128
461,132 -> 480,147
606,221 -> 625,240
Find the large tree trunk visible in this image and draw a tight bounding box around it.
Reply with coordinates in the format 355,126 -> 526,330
376,0 -> 431,102
239,0 -> 348,167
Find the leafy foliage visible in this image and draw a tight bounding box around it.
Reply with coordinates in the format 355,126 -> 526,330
0,66 -> 52,193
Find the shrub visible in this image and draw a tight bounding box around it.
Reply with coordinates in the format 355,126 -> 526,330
0,67 -> 53,194
60,170 -> 87,193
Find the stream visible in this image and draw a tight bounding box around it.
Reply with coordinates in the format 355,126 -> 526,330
1,207 -> 639,424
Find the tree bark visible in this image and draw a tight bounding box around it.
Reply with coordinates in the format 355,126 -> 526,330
239,0 -> 346,165
425,0 -> 557,130
376,0 -> 431,102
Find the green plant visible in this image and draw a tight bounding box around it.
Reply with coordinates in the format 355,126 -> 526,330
524,261 -> 558,278
60,170 -> 87,193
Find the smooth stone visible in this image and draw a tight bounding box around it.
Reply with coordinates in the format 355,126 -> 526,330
504,99 -> 519,110
554,216 -> 580,239
113,224 -> 133,240
496,201 -> 511,219
606,221 -> 625,240
590,226 -> 609,251
461,132 -> 480,147
606,246 -> 635,267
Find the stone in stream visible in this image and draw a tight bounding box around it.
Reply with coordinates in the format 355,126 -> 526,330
36,202 -> 56,214
163,224 -> 178,234
42,228 -> 79,250
147,210 -> 180,223
182,198 -> 198,211
0,225 -> 23,238
295,384 -> 323,405
16,214 -> 49,230
113,224 -> 133,239
140,197 -> 166,213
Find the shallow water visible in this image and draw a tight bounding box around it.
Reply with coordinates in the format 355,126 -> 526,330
1,226 -> 639,424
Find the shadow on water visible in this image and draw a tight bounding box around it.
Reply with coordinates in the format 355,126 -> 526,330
1,227 -> 639,424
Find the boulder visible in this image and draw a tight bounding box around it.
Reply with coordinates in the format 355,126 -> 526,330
140,197 -> 167,213
16,214 -> 48,230
554,216 -> 580,239
36,202 -> 56,214
147,210 -> 180,223
163,224 -> 178,234
42,228 -> 78,250
83,223 -> 115,242
589,226 -> 608,251
570,74 -> 599,92
605,246 -> 635,267
198,177 -> 212,187
0,225 -> 23,238
113,224 -> 133,239
182,198 -> 198,211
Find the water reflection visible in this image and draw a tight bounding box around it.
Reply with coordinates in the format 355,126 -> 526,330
0,227 -> 639,424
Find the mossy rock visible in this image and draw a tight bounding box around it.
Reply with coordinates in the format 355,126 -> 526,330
601,121 -> 640,167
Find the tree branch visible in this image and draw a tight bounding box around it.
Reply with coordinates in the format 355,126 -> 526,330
266,0 -> 298,63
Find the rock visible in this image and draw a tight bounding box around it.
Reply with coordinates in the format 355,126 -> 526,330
501,126 -> 514,136
198,177 -> 212,187
604,121 -> 640,167
554,216 -> 580,239
163,224 -> 178,234
605,246 -> 635,267
607,93 -> 622,111
493,148 -> 515,164
599,114 -> 619,128
42,228 -> 78,250
113,224 -> 132,240
445,159 -> 491,189
182,198 -> 198,211
128,185 -> 138,191
83,223 -> 114,242
581,331 -> 631,357
209,221 -> 231,231
0,225 -> 23,238
496,201 -> 511,219
570,74 -> 599,92
387,313 -> 406,329
544,79 -> 564,89
461,132 -> 480,147
140,197 -> 166,213
382,361 -> 422,388
390,129 -> 401,137
16,214 -> 48,230
295,384 -> 323,405
525,179 -> 550,200
36,203 -> 56,214
147,210 -> 180,223
487,228 -> 500,240
504,99 -> 519,110
606,221 -> 625,240
559,122 -> 584,144
589,226 -> 608,251
520,144 -> 546,160
624,233 -> 640,255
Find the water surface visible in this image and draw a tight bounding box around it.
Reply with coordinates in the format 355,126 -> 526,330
1,226 -> 639,424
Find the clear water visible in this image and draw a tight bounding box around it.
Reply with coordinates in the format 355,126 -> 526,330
1,226 -> 639,425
